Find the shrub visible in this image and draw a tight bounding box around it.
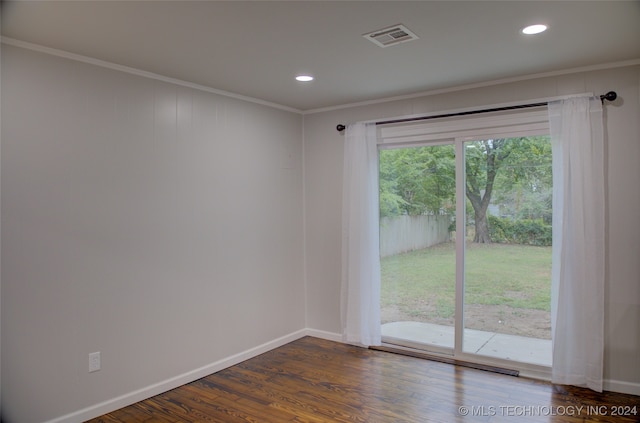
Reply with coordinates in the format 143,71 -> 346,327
488,215 -> 552,246
488,215 -> 512,244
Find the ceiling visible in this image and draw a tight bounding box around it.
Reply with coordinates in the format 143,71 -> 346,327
2,1 -> 640,112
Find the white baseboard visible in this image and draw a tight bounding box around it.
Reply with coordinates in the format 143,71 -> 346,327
604,379 -> 640,396
304,328 -> 343,343
47,329 -> 309,423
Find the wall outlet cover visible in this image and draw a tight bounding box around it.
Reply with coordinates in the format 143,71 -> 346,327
89,352 -> 101,372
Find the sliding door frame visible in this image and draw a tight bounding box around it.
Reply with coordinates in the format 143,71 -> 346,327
378,110 -> 553,379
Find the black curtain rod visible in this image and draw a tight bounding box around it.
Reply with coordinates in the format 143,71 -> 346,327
335,91 -> 617,132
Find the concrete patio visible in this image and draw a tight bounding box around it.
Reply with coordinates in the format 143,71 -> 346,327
382,321 -> 552,367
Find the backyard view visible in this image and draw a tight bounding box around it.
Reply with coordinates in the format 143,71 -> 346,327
380,135 -> 553,345
381,242 -> 552,339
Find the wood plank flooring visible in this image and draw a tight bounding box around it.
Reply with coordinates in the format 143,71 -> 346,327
88,336 -> 639,422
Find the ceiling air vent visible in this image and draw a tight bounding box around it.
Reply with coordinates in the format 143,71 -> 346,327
363,24 -> 419,48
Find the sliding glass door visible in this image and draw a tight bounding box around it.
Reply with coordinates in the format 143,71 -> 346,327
379,144 -> 456,354
380,134 -> 552,369
460,137 -> 552,367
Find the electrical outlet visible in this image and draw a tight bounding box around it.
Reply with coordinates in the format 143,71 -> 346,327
89,352 -> 101,373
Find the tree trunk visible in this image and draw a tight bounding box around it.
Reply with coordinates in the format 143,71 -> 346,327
465,139 -> 508,244
473,208 -> 491,243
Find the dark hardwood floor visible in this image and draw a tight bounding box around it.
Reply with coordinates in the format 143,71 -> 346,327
88,336 -> 639,422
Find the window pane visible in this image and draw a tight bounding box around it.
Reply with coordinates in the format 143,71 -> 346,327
379,145 -> 457,351
462,136 -> 552,366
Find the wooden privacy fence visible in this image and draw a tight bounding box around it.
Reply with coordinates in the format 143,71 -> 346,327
380,215 -> 451,257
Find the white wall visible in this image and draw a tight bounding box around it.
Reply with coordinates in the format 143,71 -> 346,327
303,65 -> 640,394
1,45 -> 305,423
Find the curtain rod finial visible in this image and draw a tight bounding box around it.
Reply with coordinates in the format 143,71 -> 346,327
600,91 -> 617,102
337,124 -> 346,132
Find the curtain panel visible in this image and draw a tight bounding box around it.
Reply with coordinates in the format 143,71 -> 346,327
341,122 -> 382,347
549,96 -> 605,392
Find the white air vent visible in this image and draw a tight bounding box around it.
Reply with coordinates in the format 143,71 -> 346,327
363,24 -> 419,48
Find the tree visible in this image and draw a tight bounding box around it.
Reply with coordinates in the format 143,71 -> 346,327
492,136 -> 553,223
379,146 -> 455,217
465,136 -> 552,243
379,136 -> 552,243
465,139 -> 512,242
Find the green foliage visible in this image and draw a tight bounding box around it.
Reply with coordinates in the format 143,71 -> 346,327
379,135 -> 553,242
488,215 -> 552,246
492,136 -> 553,223
487,215 -> 511,243
379,145 -> 455,217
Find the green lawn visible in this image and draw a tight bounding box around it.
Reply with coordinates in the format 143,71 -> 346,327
381,242 -> 552,321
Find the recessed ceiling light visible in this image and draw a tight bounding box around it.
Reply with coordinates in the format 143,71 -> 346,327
296,75 -> 314,82
522,24 -> 547,35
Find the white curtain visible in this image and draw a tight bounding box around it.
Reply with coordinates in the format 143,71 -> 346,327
341,122 -> 382,347
549,96 -> 605,392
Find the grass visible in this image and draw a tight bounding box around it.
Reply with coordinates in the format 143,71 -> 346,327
381,242 -> 551,321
